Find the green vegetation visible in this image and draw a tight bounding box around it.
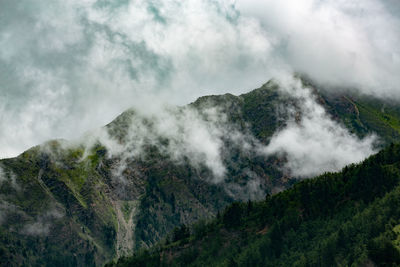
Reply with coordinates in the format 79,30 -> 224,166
0,142 -> 117,266
108,143 -> 400,267
318,86 -> 400,145
3,80 -> 400,266
354,98 -> 400,143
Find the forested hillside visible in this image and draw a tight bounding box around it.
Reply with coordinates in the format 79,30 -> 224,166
109,143 -> 400,267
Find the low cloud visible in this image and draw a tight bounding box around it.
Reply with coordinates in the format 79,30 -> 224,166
0,165 -> 20,190
21,207 -> 64,236
0,200 -> 19,225
0,0 -> 396,189
0,0 -> 274,158
89,103 -> 253,183
262,78 -> 378,177
237,0 -> 400,98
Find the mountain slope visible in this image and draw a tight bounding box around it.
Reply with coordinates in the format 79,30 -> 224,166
108,143 -> 400,267
1,79 -> 400,266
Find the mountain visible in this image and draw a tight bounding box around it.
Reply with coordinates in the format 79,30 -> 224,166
107,143 -> 400,267
1,78 -> 400,266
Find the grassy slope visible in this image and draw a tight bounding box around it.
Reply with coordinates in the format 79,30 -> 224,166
109,143 -> 400,267
316,88 -> 400,145
0,143 -> 116,266
354,97 -> 400,143
0,140 -> 232,266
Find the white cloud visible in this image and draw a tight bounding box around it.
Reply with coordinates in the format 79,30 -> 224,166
0,0 -> 274,158
0,0 -> 397,188
89,104 -> 254,182
262,78 -> 378,177
236,0 -> 400,97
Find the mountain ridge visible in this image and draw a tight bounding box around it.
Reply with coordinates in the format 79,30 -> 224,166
1,78 -> 400,266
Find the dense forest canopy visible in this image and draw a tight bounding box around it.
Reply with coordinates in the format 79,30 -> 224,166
108,143 -> 400,266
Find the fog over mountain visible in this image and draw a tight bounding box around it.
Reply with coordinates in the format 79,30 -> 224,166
0,0 -> 399,177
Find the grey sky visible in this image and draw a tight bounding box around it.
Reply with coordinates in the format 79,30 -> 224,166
0,0 -> 399,158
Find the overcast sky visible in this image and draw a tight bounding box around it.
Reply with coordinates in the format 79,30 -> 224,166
0,0 -> 399,158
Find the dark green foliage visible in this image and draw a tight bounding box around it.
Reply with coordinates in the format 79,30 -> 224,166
368,234 -> 400,265
105,250 -> 161,267
132,152 -> 233,250
172,225 -> 190,243
222,202 -> 244,228
111,143 -> 400,267
5,79 -> 400,266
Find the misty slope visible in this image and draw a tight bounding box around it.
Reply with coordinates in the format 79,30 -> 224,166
0,142 -> 233,266
1,80 -> 400,266
108,143 -> 400,267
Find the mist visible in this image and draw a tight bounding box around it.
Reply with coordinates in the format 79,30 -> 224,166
261,78 -> 378,177
0,0 -> 398,180
237,0 -> 400,96
86,103 -> 255,183
0,0 -> 274,158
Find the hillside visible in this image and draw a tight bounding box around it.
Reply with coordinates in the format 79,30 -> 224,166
1,79 -> 400,266
108,143 -> 400,267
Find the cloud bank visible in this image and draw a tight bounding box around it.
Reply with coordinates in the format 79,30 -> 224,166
82,77 -> 377,188
0,0 -> 274,158
237,0 -> 400,95
0,0 -> 398,184
262,78 -> 378,177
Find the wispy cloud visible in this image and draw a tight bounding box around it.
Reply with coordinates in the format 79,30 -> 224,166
261,77 -> 378,177
21,207 -> 64,236
0,0 -> 397,186
88,103 -> 254,182
237,0 -> 400,96
0,0 -> 274,158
